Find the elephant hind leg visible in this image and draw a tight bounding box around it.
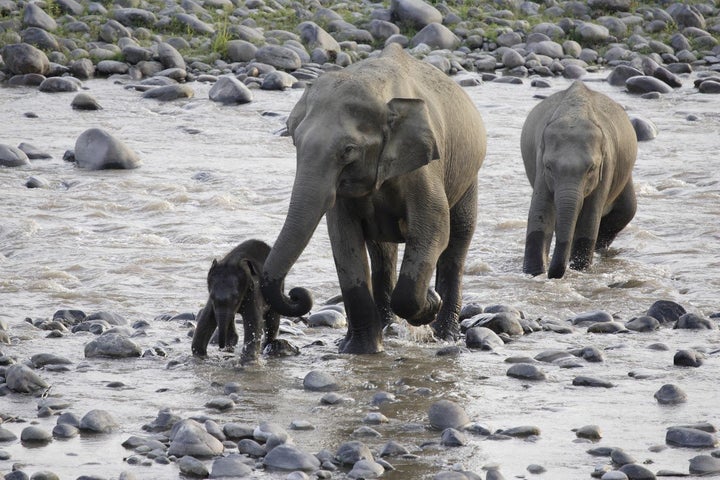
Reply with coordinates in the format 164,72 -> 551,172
432,182 -> 477,340
596,180 -> 637,251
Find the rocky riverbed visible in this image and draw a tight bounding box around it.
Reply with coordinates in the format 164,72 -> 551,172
2,0 -> 720,479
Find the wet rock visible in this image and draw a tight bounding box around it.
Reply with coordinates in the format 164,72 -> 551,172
571,346 -> 604,362
380,440 -> 410,457
168,419 -> 224,457
205,397 -> 234,411
298,21 -> 340,56
363,412 -> 388,425
5,364 -> 49,393
0,144 -> 31,167
0,427 -> 18,442
307,309 -> 347,328
261,71 -> 297,91
74,128 -> 142,170
1,43 -> 50,75
607,65 -> 644,87
30,353 -> 72,368
626,76 -> 673,94
571,310 -> 613,325
390,0 -> 442,29
84,333 -> 141,358
142,84 -> 194,101
654,384 -> 687,405
320,392 -> 350,405
601,471 -> 629,480
440,428 -> 467,446
506,363 -> 546,381
618,463 -> 656,479
263,444 -> 320,471
303,370 -> 339,392
80,409 -> 117,433
698,79 -> 720,94
347,459 -> 384,478
428,400 -> 470,430
588,321 -> 628,334
71,93 -> 102,110
17,143 -> 51,159
666,427 -> 719,448
689,455 -> 720,475
465,326 -> 504,350
351,426 -> 381,438
52,424 -> 79,439
572,376 -> 614,388
577,22 -> 610,43
209,76 -> 253,105
646,300 -> 686,324
674,349 -> 704,367
336,441 -> 373,465
535,350 -> 574,363
20,426 -> 52,443
39,77 -> 81,93
157,42 -> 185,70
497,425 -> 540,438
611,448 -> 636,465
290,420 -> 315,431
143,408 -> 181,433
630,117 -> 658,142
57,412 -> 81,428
177,455 -> 209,477
625,316 -> 659,332
255,45 -> 302,71
674,313 -> 715,330
254,422 -> 289,444
410,23 -> 460,50
237,438 -> 265,457
575,424 -> 602,440
209,453 -> 252,477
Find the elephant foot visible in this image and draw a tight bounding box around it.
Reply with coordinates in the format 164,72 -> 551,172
339,330 -> 384,354
432,313 -> 461,341
240,342 -> 261,365
405,289 -> 442,327
191,347 -> 208,358
263,338 -> 300,357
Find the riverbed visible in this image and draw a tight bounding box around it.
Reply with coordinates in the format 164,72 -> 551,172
1,71 -> 719,479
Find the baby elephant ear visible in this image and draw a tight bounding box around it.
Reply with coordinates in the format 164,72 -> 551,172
377,98 -> 440,189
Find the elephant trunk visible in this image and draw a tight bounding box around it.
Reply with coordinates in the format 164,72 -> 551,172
261,179 -> 334,317
548,186 -> 583,279
214,306 -> 234,349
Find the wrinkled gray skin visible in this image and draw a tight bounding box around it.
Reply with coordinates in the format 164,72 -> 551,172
521,81 -> 638,279
192,239 -> 287,364
260,43 -> 487,354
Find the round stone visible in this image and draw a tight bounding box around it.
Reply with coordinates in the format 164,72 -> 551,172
428,400 -> 470,430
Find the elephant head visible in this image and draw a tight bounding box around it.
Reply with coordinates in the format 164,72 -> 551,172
536,116 -> 607,279
260,73 -> 440,317
207,258 -> 254,348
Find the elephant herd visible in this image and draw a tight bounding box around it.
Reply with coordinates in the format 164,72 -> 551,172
192,43 -> 638,362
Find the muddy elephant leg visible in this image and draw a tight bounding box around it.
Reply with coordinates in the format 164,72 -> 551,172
367,241 -> 398,328
391,196 -> 450,327
523,183 -> 555,276
191,300 -> 216,357
327,202 -> 384,354
239,301 -> 263,364
433,183 -> 477,340
596,180 -> 637,251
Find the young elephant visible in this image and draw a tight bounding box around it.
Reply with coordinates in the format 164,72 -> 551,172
191,239 -> 292,364
521,81 -> 638,279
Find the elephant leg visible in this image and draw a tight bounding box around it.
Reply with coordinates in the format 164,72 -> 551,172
391,196 -> 450,327
368,240 -> 398,328
596,180 -> 637,251
191,300 -> 216,357
523,183 -> 555,276
570,189 -> 608,271
327,202 -> 384,354
239,301 -> 263,364
432,182 -> 477,341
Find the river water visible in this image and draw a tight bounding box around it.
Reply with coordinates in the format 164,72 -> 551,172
1,71 -> 719,479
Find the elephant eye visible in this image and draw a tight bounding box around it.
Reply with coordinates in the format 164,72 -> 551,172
341,144 -> 357,161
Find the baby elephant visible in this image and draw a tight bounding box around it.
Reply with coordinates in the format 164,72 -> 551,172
521,81 -> 638,278
191,239 -> 295,364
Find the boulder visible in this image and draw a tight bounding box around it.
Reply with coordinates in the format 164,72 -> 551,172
209,76 -> 253,104
74,128 -> 141,170
390,0 -> 442,29
410,23 -> 459,50
1,43 -> 50,75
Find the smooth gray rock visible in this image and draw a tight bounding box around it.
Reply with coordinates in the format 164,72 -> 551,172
157,42 -> 186,69
113,7 -> 156,27
465,326 -> 504,350
209,454 -> 252,477
654,384 -> 687,405
5,364 -> 48,393
647,300 -> 686,324
428,400 -> 469,430
173,12 -> 214,34
307,309 -> 347,328
261,71 -> 297,90
263,444 -> 320,471
20,426 -> 52,443
666,427 -> 718,448
618,463 -> 656,479
572,376 -> 614,388
348,459 -> 384,478
335,441 -> 373,465
22,2 -> 57,30
209,76 -> 253,104
410,23 -> 459,50
440,427 -> 467,446
74,128 -> 141,170
25,175 -> 50,188
255,45 -> 302,71
502,49 -> 525,69
226,40 -> 257,63
571,310 -> 613,325
675,313 -> 715,330
168,419 -> 224,457
84,333 -> 142,358
674,349 -> 704,367
1,43 -> 50,75
626,76 -> 673,94
507,363 -> 546,381
237,438 -> 266,457
97,60 -> 129,75
52,424 -> 79,439
528,40 -> 564,58
298,21 -> 340,55
39,77 -> 80,93
0,144 -> 31,167
303,370 -> 339,392
390,0 -> 442,29
577,22 -> 610,42
69,58 -> 95,79
177,456 -> 209,477
142,84 -> 194,101
689,455 -> 720,475
80,409 -> 118,433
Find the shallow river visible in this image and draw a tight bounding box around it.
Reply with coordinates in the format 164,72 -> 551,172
1,70 -> 719,479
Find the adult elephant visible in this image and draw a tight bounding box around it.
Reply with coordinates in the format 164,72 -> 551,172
261,43 -> 487,354
521,81 -> 638,279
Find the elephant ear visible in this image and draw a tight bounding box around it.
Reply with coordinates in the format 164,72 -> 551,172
376,98 -> 440,189
286,85 -> 311,138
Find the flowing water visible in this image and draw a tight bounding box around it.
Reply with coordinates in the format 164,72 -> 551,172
1,72 -> 719,479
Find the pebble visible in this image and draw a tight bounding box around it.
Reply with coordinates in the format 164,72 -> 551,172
428,400 -> 470,430
497,425 -> 540,438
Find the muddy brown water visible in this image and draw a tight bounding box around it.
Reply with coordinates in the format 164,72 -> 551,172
1,72 -> 719,479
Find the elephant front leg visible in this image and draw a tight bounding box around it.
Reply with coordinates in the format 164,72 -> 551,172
239,302 -> 263,365
523,183 -> 555,276
433,183 -> 477,340
367,241 -> 398,328
191,300 -> 216,357
327,204 -> 384,354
